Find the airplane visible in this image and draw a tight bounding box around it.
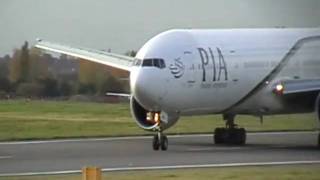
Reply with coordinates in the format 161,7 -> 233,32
35,28 -> 320,151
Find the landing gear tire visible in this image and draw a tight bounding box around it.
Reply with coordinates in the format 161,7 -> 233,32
232,128 -> 246,145
239,128 -> 246,145
214,128 -> 226,144
160,135 -> 168,151
152,133 -> 168,151
214,128 -> 246,145
214,114 -> 246,145
152,134 -> 160,150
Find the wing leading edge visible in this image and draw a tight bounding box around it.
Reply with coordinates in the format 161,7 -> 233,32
35,39 -> 134,71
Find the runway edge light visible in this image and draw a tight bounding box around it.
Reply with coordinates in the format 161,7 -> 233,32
82,167 -> 101,180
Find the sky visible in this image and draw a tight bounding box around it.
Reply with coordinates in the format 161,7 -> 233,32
0,0 -> 320,56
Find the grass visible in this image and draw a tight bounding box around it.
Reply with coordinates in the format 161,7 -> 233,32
1,164 -> 320,180
0,100 -> 318,141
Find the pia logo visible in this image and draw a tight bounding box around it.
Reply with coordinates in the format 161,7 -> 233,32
169,58 -> 185,79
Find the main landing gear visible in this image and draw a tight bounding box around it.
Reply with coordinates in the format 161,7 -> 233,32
214,114 -> 246,145
152,131 -> 168,151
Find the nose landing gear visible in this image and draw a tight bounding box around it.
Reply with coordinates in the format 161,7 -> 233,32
153,132 -> 168,151
149,112 -> 168,151
214,114 -> 246,145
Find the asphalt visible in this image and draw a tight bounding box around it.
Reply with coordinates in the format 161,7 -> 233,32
0,131 -> 319,176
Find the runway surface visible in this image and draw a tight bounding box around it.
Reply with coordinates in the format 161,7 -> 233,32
0,131 -> 319,176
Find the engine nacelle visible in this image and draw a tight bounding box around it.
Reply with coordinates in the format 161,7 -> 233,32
130,96 -> 179,131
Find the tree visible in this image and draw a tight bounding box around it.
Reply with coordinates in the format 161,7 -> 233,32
9,41 -> 31,83
16,82 -> 43,97
19,41 -> 30,82
38,77 -> 60,97
0,55 -> 9,79
9,49 -> 22,83
59,81 -> 74,96
100,75 -> 124,93
78,59 -> 97,85
77,59 -> 97,94
78,83 -> 96,94
29,47 -> 49,82
0,55 -> 11,92
0,78 -> 11,92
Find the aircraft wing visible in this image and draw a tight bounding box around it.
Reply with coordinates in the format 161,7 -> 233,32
106,92 -> 131,98
274,79 -> 320,95
35,39 -> 134,71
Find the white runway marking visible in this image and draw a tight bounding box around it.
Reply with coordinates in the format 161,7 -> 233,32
0,136 -> 151,145
0,156 -> 12,159
0,131 -> 316,145
1,160 -> 320,177
187,147 -> 243,151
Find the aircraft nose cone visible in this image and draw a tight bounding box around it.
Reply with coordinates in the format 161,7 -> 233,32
130,68 -> 165,110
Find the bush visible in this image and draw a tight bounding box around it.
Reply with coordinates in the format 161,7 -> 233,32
0,77 -> 11,92
100,76 -> 124,94
0,90 -> 8,99
16,82 -> 44,97
59,81 -> 74,96
78,83 -> 96,95
38,77 -> 60,97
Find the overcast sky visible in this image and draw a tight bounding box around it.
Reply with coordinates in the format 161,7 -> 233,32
0,0 -> 320,56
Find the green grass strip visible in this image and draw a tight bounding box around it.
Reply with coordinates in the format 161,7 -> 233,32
0,100 -> 318,141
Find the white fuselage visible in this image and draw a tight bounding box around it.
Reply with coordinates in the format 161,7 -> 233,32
131,28 -> 320,117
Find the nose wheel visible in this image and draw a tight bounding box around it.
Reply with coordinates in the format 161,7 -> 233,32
152,132 -> 168,151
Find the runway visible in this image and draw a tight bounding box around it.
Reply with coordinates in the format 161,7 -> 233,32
0,131 -> 319,176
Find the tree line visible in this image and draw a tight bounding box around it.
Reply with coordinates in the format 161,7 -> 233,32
0,41 -> 133,99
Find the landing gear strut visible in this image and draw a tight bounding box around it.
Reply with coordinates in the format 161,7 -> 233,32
149,112 -> 168,151
153,132 -> 168,151
214,114 -> 246,145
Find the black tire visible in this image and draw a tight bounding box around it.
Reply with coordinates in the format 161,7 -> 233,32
237,128 -> 246,145
152,134 -> 160,151
160,135 -> 168,151
214,128 -> 225,144
230,128 -> 246,145
229,129 -> 237,144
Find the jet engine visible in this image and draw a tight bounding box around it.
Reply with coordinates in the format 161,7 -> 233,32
130,96 -> 179,131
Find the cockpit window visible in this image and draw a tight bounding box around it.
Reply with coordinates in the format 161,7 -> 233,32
133,59 -> 142,66
142,59 -> 153,67
141,58 -> 166,69
153,59 -> 160,68
159,59 -> 166,68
